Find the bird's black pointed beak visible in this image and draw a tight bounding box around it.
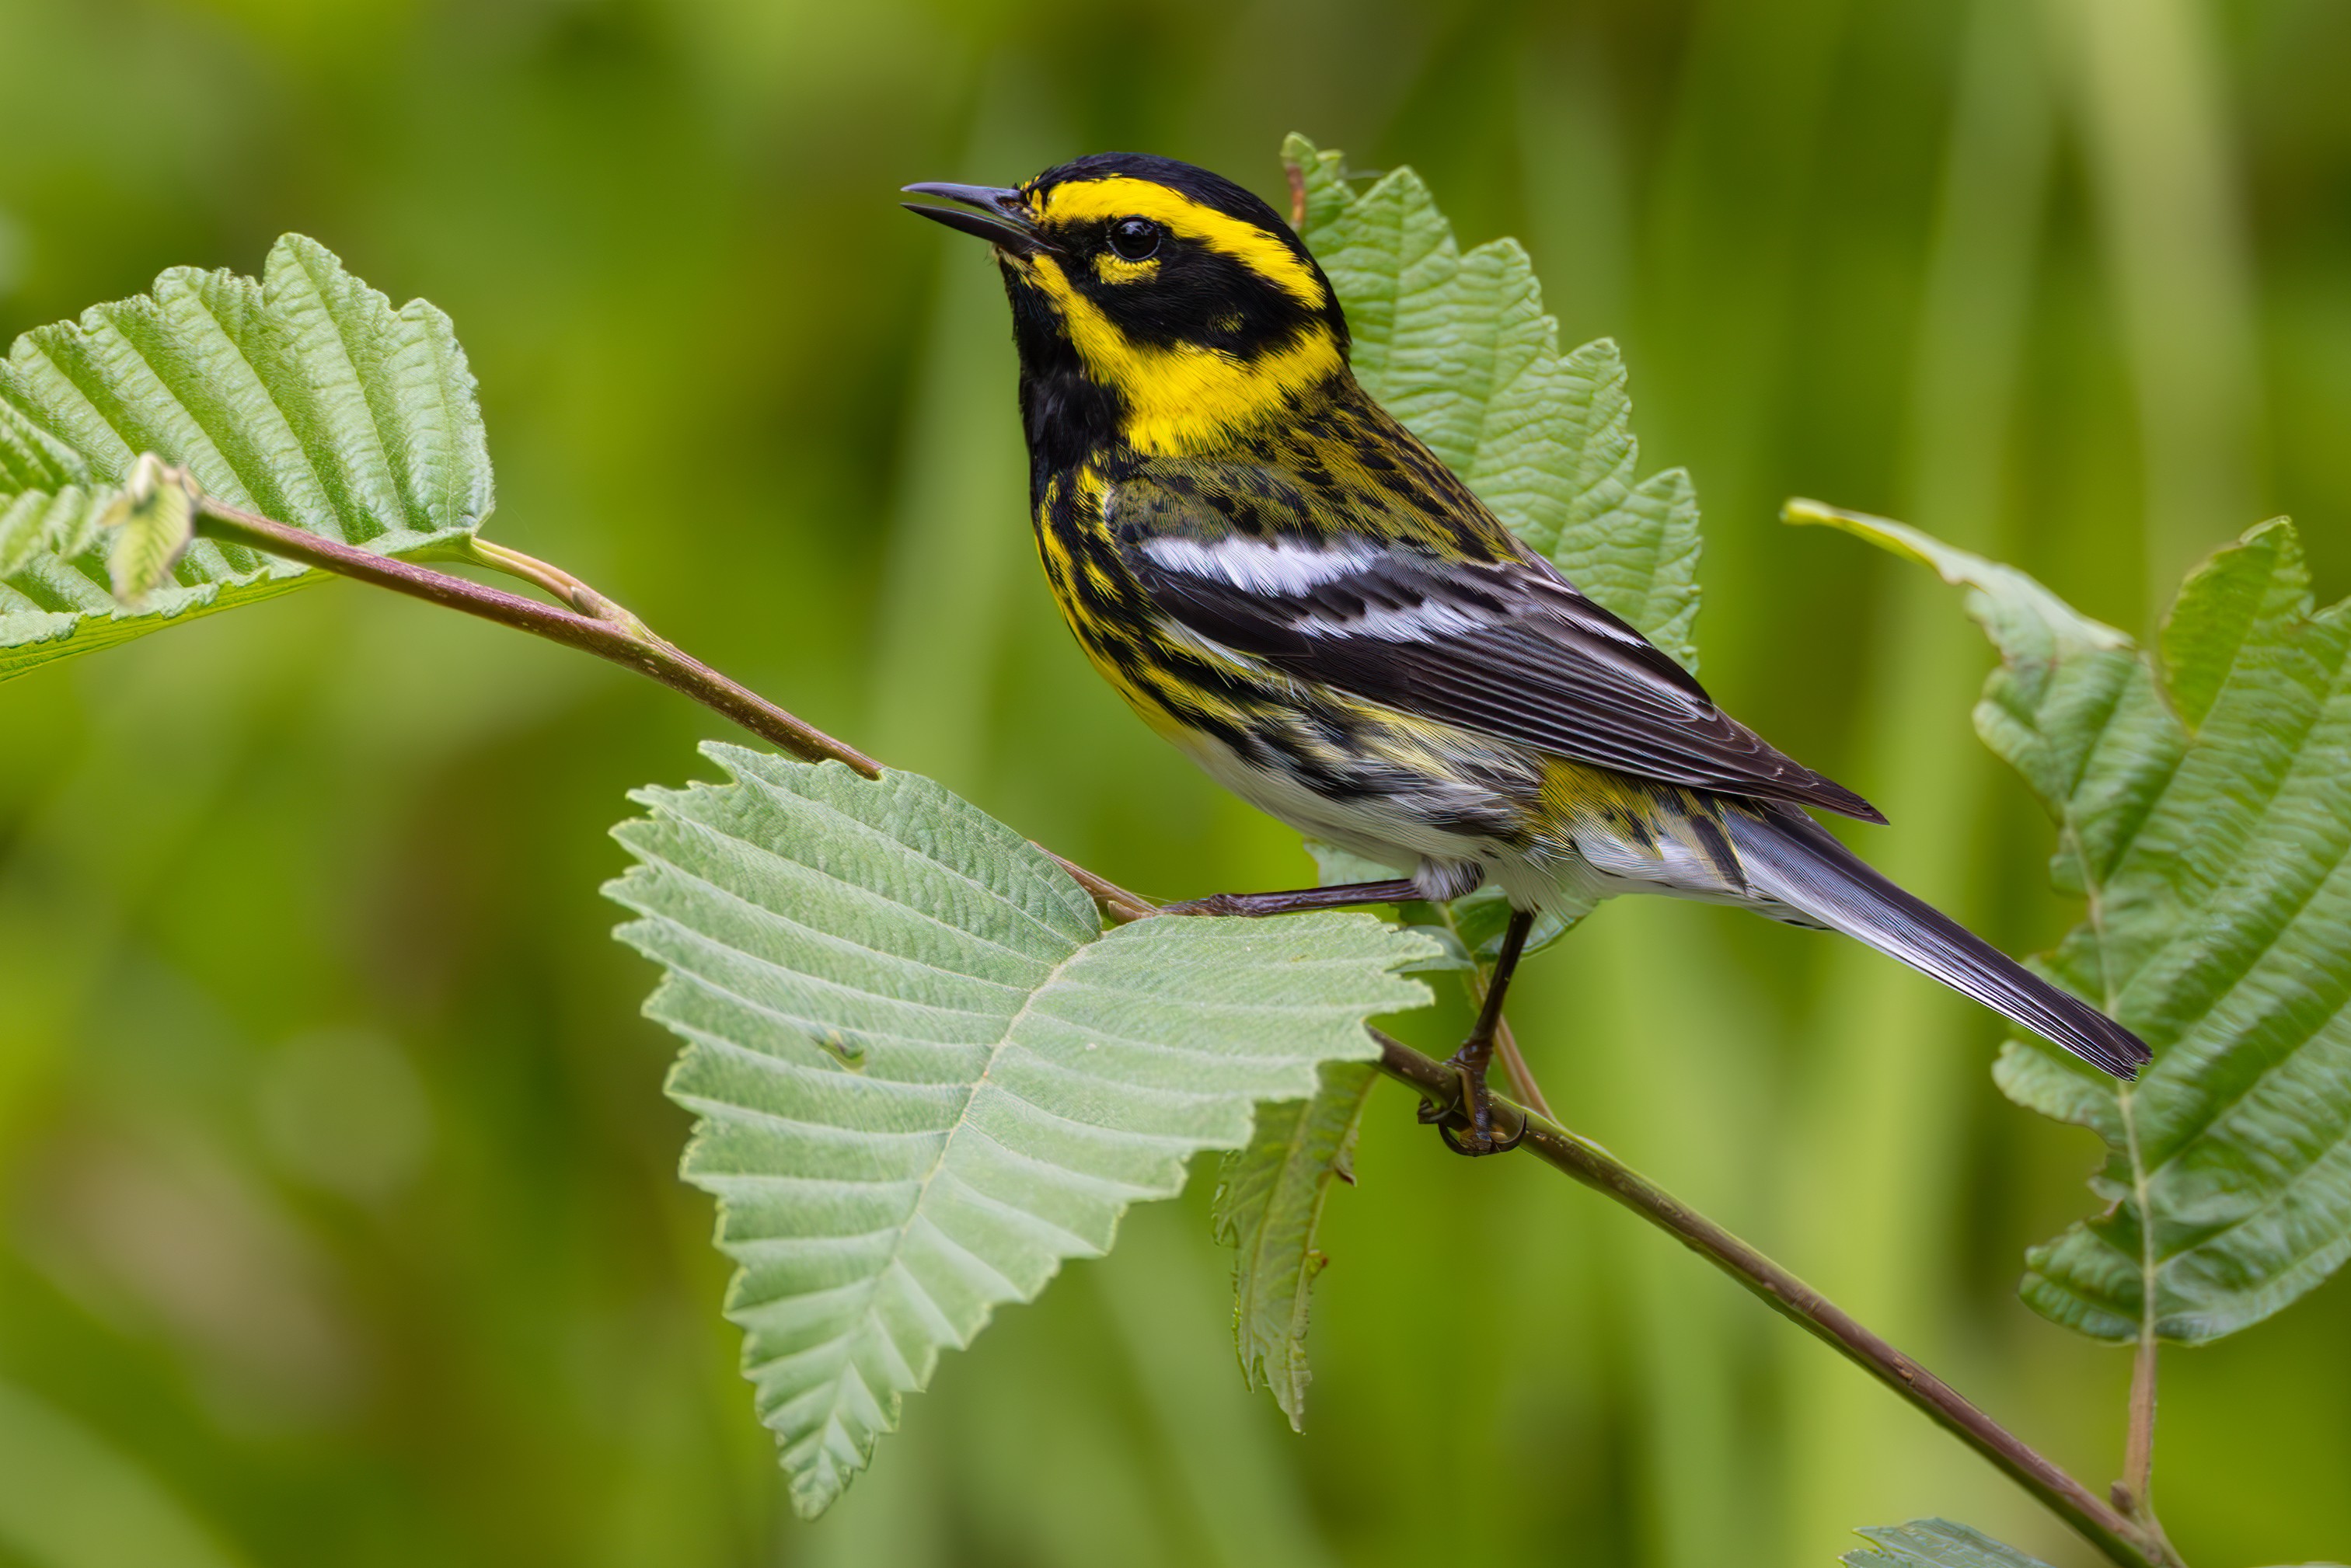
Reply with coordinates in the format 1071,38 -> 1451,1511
901,183 -> 1048,256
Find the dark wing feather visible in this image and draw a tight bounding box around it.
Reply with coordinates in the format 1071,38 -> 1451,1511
1116,472 -> 1884,823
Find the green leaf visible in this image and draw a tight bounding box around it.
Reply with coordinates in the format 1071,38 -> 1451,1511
1841,1518 -> 2059,1568
606,745 -> 1438,1517
1286,134 -> 1701,672
1209,1058 -> 1378,1430
0,234 -> 493,681
1795,500 -> 2351,1343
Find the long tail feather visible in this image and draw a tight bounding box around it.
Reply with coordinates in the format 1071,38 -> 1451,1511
1725,803 -> 2150,1080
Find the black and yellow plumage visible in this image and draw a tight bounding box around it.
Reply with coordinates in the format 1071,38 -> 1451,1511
905,154 -> 2145,1148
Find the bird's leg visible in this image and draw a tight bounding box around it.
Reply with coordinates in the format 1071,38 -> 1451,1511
1167,878 -> 1532,1155
1160,880 -> 1423,917
1419,906 -> 1535,1157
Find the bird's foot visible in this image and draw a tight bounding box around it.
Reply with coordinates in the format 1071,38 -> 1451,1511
1415,1046 -> 1523,1158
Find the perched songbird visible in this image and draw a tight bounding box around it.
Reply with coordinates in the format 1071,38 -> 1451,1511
903,154 -> 2147,1152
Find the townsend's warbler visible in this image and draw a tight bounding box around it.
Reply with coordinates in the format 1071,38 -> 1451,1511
905,153 -> 2145,1152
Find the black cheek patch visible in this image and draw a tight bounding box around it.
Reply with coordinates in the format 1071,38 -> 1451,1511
1080,239 -> 1323,361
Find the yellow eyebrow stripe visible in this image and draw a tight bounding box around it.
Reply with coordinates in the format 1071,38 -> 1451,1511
1034,176 -> 1327,308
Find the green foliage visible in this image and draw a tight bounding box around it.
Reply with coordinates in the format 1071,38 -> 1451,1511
1286,134 -> 1702,672
0,235 -> 491,680
1209,1058 -> 1378,1430
1841,1519 -> 2058,1568
1801,504 -> 2351,1343
606,745 -> 1438,1516
6,4 -> 2351,1558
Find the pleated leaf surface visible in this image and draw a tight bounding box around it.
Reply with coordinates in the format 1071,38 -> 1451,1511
1287,133 -> 1700,672
1842,1520 -> 2059,1568
1208,1058 -> 1378,1430
0,234 -> 492,681
607,746 -> 1436,1515
1808,506 -> 2351,1343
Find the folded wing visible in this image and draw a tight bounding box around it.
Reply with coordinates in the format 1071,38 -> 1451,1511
1116,472 -> 1884,823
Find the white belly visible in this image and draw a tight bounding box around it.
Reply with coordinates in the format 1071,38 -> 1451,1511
1168,726 -> 1608,913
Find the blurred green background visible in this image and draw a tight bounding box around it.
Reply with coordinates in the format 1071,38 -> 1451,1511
1,0 -> 2346,1563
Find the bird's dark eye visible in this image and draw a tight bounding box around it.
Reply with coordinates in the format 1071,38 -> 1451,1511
1107,218 -> 1161,261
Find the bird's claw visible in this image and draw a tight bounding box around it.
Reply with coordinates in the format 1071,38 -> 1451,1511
1415,1060 -> 1523,1158
1432,1116 -> 1526,1158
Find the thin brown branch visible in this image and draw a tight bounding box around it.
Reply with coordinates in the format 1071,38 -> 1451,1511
1366,1033 -> 2168,1568
197,501 -> 884,774
2118,1081 -> 2168,1545
2124,1331 -> 2157,1510
2118,1328 -> 2175,1565
463,536 -> 651,632
197,509 -> 2168,1568
1054,855 -> 1159,925
1488,1017 -> 1553,1120
199,505 -> 1167,921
